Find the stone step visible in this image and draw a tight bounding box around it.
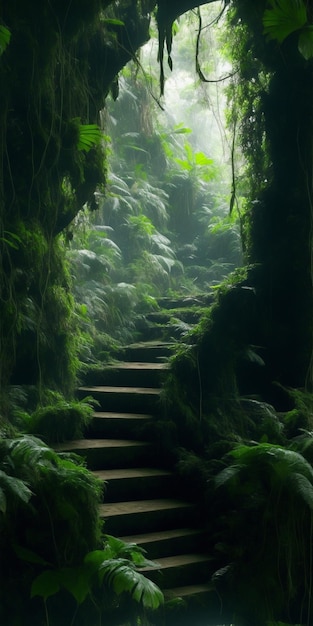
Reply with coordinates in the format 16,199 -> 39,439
156,294 -> 214,310
119,527 -> 208,559
55,438 -> 152,470
135,319 -> 192,342
117,340 -> 174,363
161,583 -> 224,626
88,411 -> 153,439
94,467 -> 178,502
77,385 -> 161,414
100,498 -> 195,536
145,308 -> 204,325
82,361 -> 169,388
141,553 -> 212,589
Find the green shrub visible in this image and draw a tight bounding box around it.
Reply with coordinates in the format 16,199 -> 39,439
23,395 -> 95,443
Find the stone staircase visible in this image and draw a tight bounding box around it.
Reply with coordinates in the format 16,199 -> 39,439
56,295 -> 222,625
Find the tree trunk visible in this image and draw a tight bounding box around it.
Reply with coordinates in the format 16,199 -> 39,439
248,48 -> 313,390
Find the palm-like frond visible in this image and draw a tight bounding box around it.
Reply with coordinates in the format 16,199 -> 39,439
263,0 -> 307,43
6,435 -> 58,473
0,469 -> 32,513
77,124 -> 102,152
218,443 -> 313,507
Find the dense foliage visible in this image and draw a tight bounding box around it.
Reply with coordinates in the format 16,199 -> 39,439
2,0 -> 313,625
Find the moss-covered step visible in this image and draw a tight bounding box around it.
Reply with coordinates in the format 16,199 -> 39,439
156,294 -> 214,309
118,340 -> 174,363
141,553 -> 212,589
54,438 -> 152,470
160,584 -> 225,626
77,385 -> 161,413
134,318 -> 194,342
145,307 -> 206,325
93,467 -> 178,502
82,361 -> 169,387
88,411 -> 153,439
100,498 -> 195,535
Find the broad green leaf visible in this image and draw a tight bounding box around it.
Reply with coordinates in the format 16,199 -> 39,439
184,142 -> 194,163
194,152 -> 214,167
31,570 -> 60,600
84,549 -> 108,572
99,560 -> 164,609
0,25 -> 11,55
173,125 -> 192,135
298,28 -> 313,59
0,470 -> 32,504
291,472 -> 313,509
102,19 -> 125,26
263,0 -> 307,44
174,158 -> 192,171
14,545 -> 50,566
215,464 -> 241,488
130,575 -> 164,609
57,567 -> 90,604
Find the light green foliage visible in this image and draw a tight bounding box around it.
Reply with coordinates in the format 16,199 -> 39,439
262,0 -> 313,61
77,123 -> 103,152
263,0 -> 307,43
174,140 -> 215,182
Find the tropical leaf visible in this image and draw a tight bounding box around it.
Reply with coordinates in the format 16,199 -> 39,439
172,124 -> 192,135
0,25 -> 11,55
98,559 -> 164,609
78,124 -> 102,152
263,0 -> 307,44
290,472 -> 313,509
0,470 -> 32,505
102,534 -> 155,567
7,435 -> 57,469
14,545 -> 51,566
102,18 -> 125,26
298,27 -> 313,59
194,152 -> 214,167
31,570 -> 60,600
215,464 -> 241,489
57,567 -> 90,604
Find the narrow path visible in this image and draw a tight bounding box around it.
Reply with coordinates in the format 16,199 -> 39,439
56,296 -> 222,625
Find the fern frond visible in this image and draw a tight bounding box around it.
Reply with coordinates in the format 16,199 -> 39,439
0,469 -> 32,508
7,435 -> 58,469
78,124 -> 102,152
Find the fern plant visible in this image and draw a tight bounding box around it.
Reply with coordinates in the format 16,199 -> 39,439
28,534 -> 163,625
213,442 -> 313,624
0,433 -> 105,623
21,394 -> 95,443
